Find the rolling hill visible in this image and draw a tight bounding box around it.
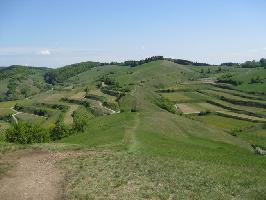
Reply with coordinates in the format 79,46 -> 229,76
0,57 -> 266,199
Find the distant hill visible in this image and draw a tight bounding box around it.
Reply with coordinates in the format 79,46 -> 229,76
0,65 -> 50,101
0,65 -> 49,80
0,62 -> 100,101
44,61 -> 99,85
1,57 -> 265,101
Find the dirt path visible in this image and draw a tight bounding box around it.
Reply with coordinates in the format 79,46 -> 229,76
70,91 -> 86,100
124,113 -> 140,151
64,104 -> 79,124
10,107 -> 47,124
10,107 -> 22,124
0,150 -> 80,200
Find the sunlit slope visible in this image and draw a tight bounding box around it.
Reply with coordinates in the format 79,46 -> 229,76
116,60 -> 197,87
60,60 -> 252,153
66,60 -> 197,88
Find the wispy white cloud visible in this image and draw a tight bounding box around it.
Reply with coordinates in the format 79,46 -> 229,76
0,47 -> 51,56
37,49 -> 51,55
0,47 -> 105,56
0,47 -> 111,67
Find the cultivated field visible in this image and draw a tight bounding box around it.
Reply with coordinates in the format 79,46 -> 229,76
0,60 -> 266,199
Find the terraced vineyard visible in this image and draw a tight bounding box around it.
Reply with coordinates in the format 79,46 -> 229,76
0,59 -> 266,199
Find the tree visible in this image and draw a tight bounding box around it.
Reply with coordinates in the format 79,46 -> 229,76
260,58 -> 266,68
123,56 -> 164,67
217,73 -> 242,86
85,86 -> 90,93
73,109 -> 89,132
250,76 -> 263,84
242,60 -> 260,68
21,86 -> 31,97
221,62 -> 240,67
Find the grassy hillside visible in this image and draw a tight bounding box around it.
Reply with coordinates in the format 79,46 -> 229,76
1,59 -> 266,199
44,61 -> 99,85
57,61 -> 266,198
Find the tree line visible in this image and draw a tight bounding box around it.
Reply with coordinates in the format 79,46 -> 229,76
165,58 -> 210,66
123,56 -> 164,67
221,58 -> 266,68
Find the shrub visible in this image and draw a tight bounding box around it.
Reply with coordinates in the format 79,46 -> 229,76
155,96 -> 176,114
241,60 -> 261,68
85,94 -> 106,102
50,121 -> 71,141
101,88 -> 120,97
230,128 -> 242,137
249,76 -> 263,84
14,104 -> 51,117
0,114 -> 12,122
103,101 -> 119,112
198,111 -> 211,116
73,109 -> 89,132
217,73 -> 242,86
5,123 -> 50,144
36,103 -> 69,112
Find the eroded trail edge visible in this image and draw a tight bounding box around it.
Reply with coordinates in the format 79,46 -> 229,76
0,150 -> 82,200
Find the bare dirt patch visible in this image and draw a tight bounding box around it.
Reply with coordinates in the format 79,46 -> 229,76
70,92 -> 86,100
176,103 -> 200,114
0,150 -> 83,200
43,93 -> 66,102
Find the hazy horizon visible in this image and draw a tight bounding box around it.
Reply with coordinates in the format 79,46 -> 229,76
1,0 -> 266,67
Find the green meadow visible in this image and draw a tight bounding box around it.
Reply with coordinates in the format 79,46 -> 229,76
0,58 -> 266,199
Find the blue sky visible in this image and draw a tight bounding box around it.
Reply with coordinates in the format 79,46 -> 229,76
0,0 -> 266,67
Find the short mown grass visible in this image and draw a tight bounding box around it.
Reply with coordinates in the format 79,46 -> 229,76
193,114 -> 256,131
162,91 -> 207,103
60,112 -> 137,150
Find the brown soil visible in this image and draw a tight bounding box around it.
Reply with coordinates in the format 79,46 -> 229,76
176,103 -> 200,114
0,150 -> 82,200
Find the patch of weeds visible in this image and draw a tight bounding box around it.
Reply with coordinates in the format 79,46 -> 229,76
230,128 -> 243,136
